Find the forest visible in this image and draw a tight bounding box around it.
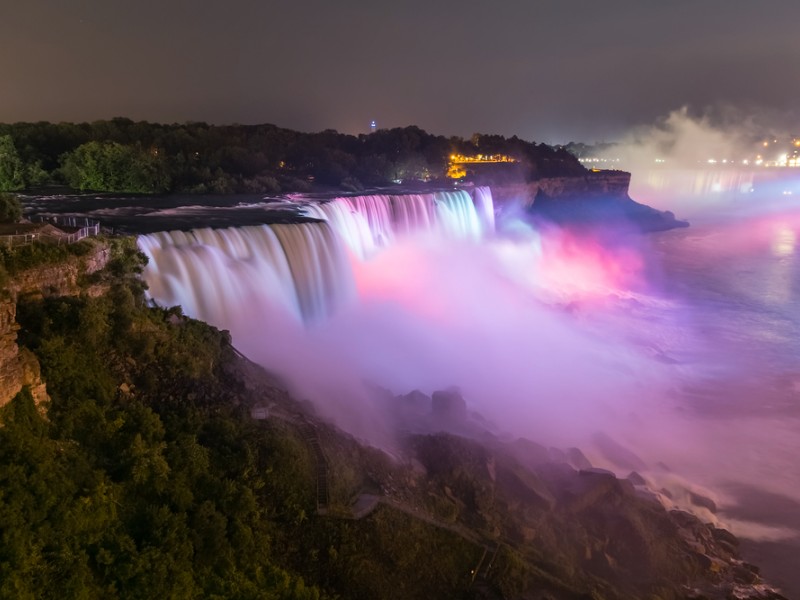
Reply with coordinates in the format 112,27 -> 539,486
0,119 -> 585,194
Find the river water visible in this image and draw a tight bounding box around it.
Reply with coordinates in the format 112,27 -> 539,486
20,183 -> 800,596
624,167 -> 800,595
645,214 -> 800,596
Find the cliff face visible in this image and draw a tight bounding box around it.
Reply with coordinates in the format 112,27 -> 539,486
0,300 -> 47,406
0,243 -> 110,407
489,169 -> 688,232
491,170 -> 632,206
7,246 -> 110,299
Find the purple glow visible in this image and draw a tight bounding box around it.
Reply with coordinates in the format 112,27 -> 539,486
139,184 -> 800,557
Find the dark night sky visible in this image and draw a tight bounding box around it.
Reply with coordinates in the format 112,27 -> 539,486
2,0 -> 799,142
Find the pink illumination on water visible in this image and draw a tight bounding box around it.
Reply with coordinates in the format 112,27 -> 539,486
138,186 -> 800,579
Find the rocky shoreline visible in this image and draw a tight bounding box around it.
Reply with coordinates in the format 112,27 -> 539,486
235,355 -> 788,600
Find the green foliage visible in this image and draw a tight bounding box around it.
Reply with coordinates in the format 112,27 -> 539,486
314,508 -> 479,600
0,119 -> 586,195
0,192 -> 22,223
0,239 -> 97,275
0,388 -> 117,599
61,141 -> 171,193
0,135 -> 26,191
10,284 -> 325,599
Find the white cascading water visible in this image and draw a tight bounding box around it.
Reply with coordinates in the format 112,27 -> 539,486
301,188 -> 491,259
138,221 -> 353,324
138,187 -> 493,327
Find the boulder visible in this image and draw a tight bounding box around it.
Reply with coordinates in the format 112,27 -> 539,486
431,387 -> 467,423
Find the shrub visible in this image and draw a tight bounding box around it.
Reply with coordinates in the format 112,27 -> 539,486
0,192 -> 22,223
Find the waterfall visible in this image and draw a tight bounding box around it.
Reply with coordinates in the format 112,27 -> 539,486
139,187 -> 495,329
306,188 -> 491,258
139,221 -> 354,325
433,190 -> 483,239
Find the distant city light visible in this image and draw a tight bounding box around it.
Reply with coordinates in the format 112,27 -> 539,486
577,135 -> 800,170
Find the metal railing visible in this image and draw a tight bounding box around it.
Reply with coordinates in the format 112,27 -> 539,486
0,216 -> 100,248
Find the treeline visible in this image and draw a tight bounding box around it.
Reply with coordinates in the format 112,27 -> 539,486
0,118 -> 585,194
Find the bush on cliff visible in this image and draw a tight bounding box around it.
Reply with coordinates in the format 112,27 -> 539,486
0,193 -> 22,223
5,244 -> 323,599
0,238 -> 97,277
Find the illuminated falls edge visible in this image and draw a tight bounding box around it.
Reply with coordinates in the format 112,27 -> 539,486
138,187 -> 494,325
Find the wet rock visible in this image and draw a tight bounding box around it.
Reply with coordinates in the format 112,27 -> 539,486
401,389 -> 431,413
566,447 -> 593,470
627,471 -> 647,486
546,446 -> 567,463
732,563 -> 760,585
580,467 -> 616,479
689,490 -> 718,514
564,468 -> 619,512
431,387 -> 467,423
510,437 -> 550,467
592,432 -> 647,471
711,527 -> 739,550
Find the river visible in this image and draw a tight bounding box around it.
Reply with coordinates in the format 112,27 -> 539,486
647,214 -> 800,596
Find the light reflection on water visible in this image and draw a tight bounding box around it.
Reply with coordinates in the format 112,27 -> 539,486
655,211 -> 800,373
771,225 -> 796,257
650,207 -> 800,595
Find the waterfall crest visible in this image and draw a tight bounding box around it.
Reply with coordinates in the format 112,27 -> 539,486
139,187 -> 494,327
301,188 -> 491,258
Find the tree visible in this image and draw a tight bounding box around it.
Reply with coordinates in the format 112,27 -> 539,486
0,135 -> 26,191
60,141 -> 171,193
0,192 -> 22,223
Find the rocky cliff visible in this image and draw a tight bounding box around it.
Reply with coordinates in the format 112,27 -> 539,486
490,170 -> 689,232
0,300 -> 47,407
0,242 -> 110,407
491,170 -> 633,206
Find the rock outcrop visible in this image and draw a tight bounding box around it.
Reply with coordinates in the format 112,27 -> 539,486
0,300 -> 48,406
7,245 -> 110,299
492,170 -> 633,205
0,242 -> 110,407
490,170 -> 689,233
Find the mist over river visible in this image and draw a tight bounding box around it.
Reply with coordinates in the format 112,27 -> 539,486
642,218 -> 800,595
22,181 -> 800,596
